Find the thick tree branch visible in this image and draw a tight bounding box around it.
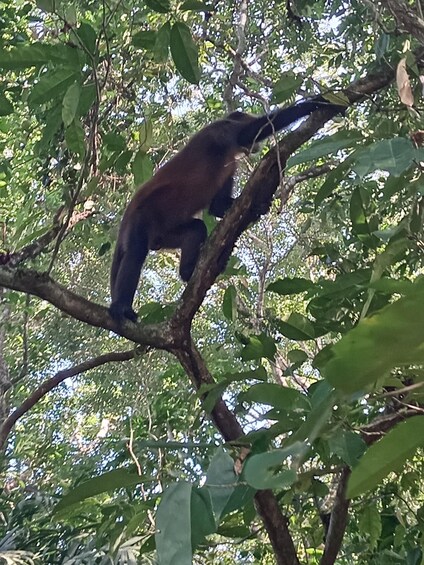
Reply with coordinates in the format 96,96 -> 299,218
174,340 -> 300,565
374,0 -> 424,43
0,348 -> 140,449
320,468 -> 350,565
0,266 -> 176,349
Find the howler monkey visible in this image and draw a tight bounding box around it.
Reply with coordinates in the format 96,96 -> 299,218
110,96 -> 345,322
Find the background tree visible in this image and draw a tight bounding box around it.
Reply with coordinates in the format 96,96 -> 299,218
0,0 -> 424,563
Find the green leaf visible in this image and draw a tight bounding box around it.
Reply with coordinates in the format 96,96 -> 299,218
103,132 -> 126,151
78,83 -> 96,116
28,68 -> 80,107
145,0 -> 171,12
287,130 -> 363,168
54,469 -> 145,512
276,312 -> 315,340
224,366 -> 267,382
205,448 -> 236,524
170,22 -> 200,84
191,488 -> 216,548
132,150 -> 153,185
62,82 -> 81,126
65,119 -> 85,158
75,22 -> 97,56
156,482 -> 192,565
0,93 -> 13,116
36,0 -> 55,12
222,285 -> 237,320
353,138 -> 417,178
320,282 -> 424,393
358,505 -> 382,549
314,154 -> 355,207
240,333 -> 276,361
328,431 -> 366,467
348,416 -> 424,497
271,72 -> 303,104
138,119 -> 153,152
267,277 -> 314,295
288,349 -> 308,365
0,43 -> 81,69
244,443 -> 304,489
180,0 -> 211,9
240,383 -> 310,411
132,30 -> 157,50
37,104 -> 62,152
155,21 -> 171,63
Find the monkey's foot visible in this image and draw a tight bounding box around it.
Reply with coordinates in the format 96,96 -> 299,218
109,302 -> 138,323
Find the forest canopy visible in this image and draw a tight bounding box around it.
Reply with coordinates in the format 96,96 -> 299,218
1,0 -> 424,563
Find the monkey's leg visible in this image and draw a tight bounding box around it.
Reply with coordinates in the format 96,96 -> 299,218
162,219 -> 207,281
208,177 -> 234,218
109,227 -> 149,322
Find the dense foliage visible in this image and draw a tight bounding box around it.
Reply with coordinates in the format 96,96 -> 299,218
1,0 -> 424,563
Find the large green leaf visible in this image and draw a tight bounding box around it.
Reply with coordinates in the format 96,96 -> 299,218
287,130 -> 363,168
271,72 -> 303,104
244,443 -> 304,489
62,82 -> 81,126
0,43 -> 82,69
132,30 -> 157,50
28,68 -> 80,107
170,22 -> 200,84
353,138 -> 418,177
240,383 -> 310,411
222,285 -> 237,320
156,482 -> 192,565
276,312 -> 315,340
191,488 -> 216,548
145,0 -> 171,12
320,281 -> 424,393
267,277 -> 314,295
75,23 -> 97,56
155,21 -> 171,63
132,150 -> 153,185
240,333 -> 276,360
314,154 -> 355,207
54,469 -> 146,512
65,118 -> 85,157
348,416 -> 424,497
205,448 -> 236,524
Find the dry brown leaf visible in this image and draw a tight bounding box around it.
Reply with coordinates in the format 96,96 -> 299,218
396,58 -> 414,107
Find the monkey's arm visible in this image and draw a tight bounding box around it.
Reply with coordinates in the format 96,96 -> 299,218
208,177 -> 235,218
237,96 -> 345,147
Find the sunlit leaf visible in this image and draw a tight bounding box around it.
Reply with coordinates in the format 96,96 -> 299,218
132,150 -> 153,185
319,282 -> 424,393
348,417 -> 424,497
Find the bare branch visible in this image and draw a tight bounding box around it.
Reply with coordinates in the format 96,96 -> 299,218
0,348 -> 140,449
